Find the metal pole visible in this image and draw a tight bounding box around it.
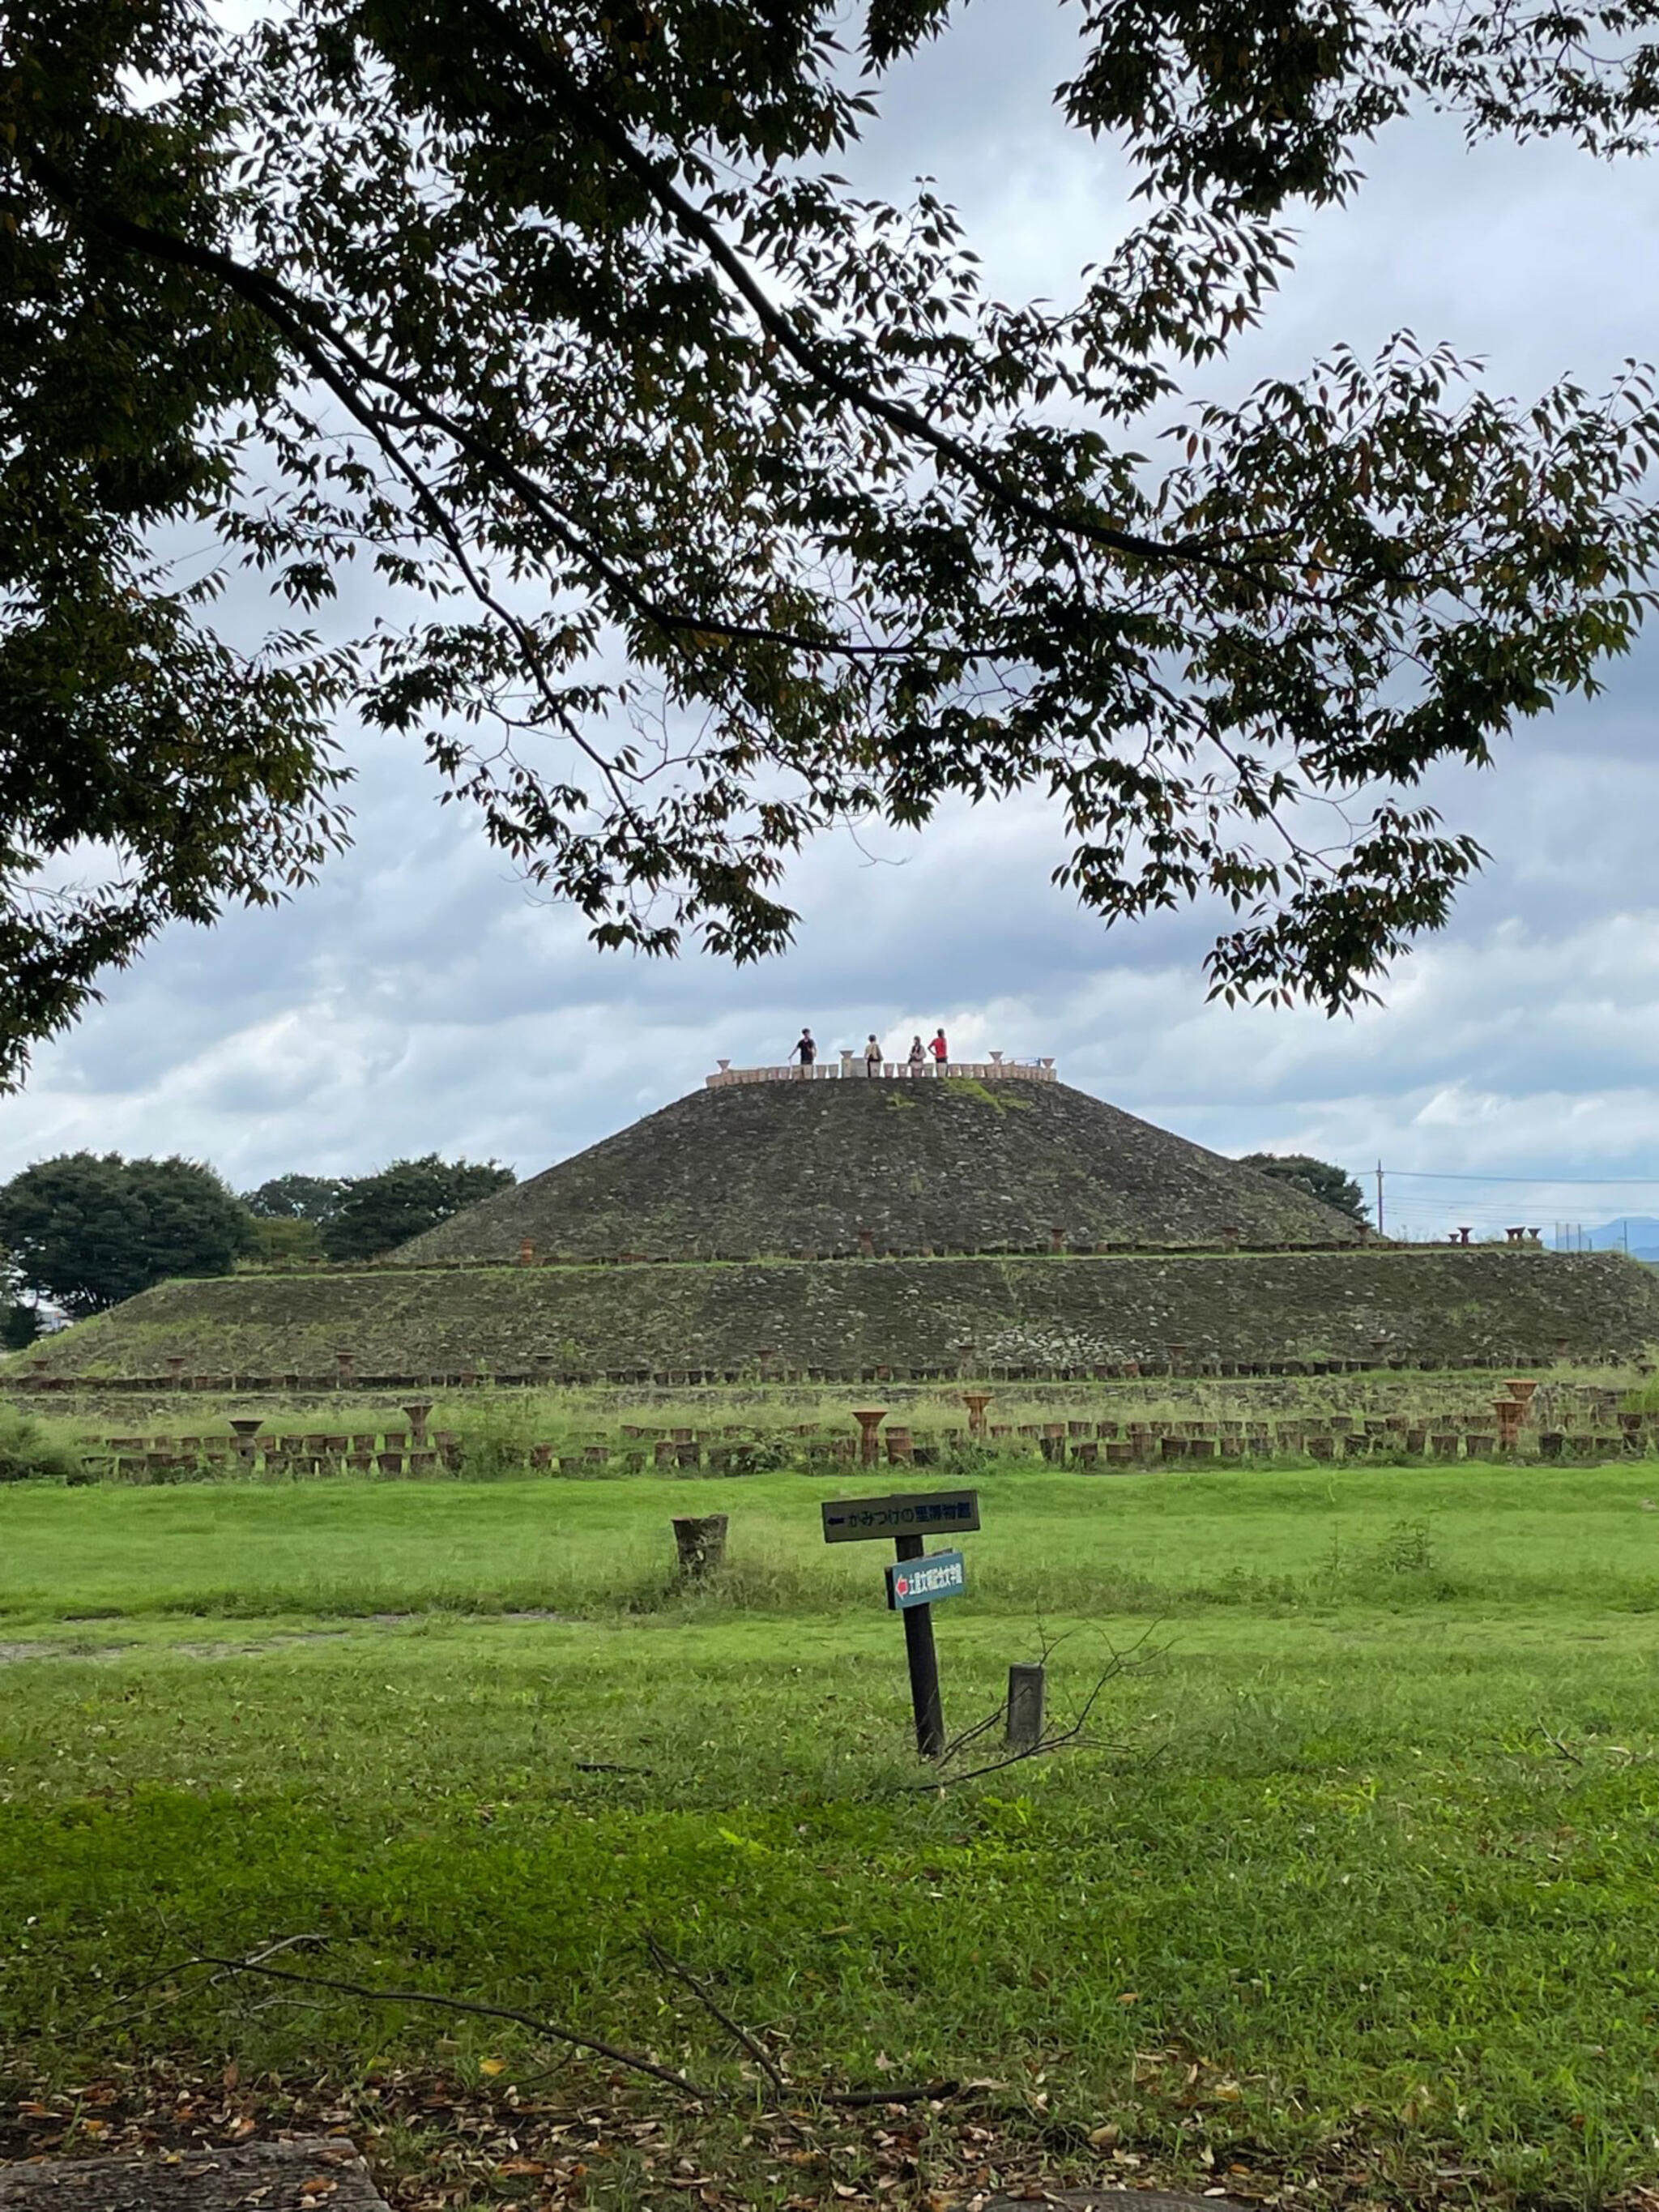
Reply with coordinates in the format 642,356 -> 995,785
893,1533 -> 945,1758
1375,1160 -> 1384,1237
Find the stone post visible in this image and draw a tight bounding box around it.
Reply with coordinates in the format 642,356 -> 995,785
672,1514 -> 728,1581
1005,1663 -> 1047,1752
962,1391 -> 992,1437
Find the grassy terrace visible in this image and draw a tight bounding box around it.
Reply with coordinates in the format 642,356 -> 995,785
4,1464 -> 1659,2210
14,1246 -> 1657,1381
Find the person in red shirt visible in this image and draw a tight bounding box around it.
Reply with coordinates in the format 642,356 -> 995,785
929,1028 -> 949,1067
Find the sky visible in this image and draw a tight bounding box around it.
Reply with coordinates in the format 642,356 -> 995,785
6,0 -> 1659,1244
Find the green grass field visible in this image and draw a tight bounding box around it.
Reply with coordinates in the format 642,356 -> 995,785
5,1466 -> 1659,2209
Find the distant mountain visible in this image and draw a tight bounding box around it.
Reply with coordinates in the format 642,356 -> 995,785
1577,1217 -> 1659,1261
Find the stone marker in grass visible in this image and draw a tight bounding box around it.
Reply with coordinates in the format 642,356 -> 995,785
672,1513 -> 728,1580
0,2141 -> 388,2212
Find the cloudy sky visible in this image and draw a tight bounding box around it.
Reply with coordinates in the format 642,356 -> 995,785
6,0 -> 1659,1243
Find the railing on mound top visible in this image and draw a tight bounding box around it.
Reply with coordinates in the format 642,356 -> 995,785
706,1053 -> 1057,1087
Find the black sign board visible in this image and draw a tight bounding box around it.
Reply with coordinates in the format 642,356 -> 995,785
821,1490 -> 981,1544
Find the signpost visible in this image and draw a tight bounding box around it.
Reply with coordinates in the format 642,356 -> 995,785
821,1489 -> 979,1758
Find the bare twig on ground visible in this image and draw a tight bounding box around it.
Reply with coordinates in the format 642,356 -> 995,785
96,1935 -> 330,2035
821,2081 -> 962,2107
935,1705 -> 1004,1765
645,1937 -> 787,2095
150,1949 -> 713,2101
1533,1720 -> 1585,1766
887,1624 -> 1166,1795
243,1932 -> 331,1963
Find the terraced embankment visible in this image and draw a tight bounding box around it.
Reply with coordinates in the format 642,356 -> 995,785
11,1247 -> 1657,1384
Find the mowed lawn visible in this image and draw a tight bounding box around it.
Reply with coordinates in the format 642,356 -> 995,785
4,1467 -> 1659,2207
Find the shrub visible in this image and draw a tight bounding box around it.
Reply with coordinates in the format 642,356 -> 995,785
0,1411 -> 87,1484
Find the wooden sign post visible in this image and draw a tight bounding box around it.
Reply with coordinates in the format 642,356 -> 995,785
821,1490 -> 979,1759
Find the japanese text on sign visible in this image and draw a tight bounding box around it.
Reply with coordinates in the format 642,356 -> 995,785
886,1550 -> 967,1611
821,1490 -> 981,1543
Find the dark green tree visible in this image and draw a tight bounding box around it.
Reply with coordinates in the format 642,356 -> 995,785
320,1156 -> 516,1262
1,1304 -> 41,1351
0,1151 -> 251,1314
8,0 -> 1659,1083
1241,1151 -> 1369,1225
0,1248 -> 40,1348
241,1172 -> 348,1223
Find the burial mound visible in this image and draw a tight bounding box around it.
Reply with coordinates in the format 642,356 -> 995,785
15,1070 -> 1659,1387
397,1074 -> 1365,1264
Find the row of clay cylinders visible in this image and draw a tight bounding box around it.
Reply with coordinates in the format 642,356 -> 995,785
224,1399 -> 435,1457
852,1394 -> 995,1466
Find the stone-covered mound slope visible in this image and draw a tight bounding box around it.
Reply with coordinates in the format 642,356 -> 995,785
19,1249 -> 1657,1382
398,1077 -> 1367,1264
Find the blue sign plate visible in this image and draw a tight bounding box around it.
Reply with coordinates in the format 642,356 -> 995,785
885,1549 -> 967,1611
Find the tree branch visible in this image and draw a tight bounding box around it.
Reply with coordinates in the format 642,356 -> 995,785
645,1936 -> 787,2095
159,1950 -> 713,2100
455,0 -> 1259,577
15,145 -> 942,667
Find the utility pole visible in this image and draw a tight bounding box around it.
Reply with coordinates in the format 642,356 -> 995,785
1375,1160 -> 1384,1237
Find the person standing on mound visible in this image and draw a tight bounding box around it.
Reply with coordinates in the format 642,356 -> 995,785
864,1033 -> 883,1071
792,1027 -> 816,1068
930,1028 -> 949,1066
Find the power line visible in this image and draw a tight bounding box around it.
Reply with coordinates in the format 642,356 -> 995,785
1384,1168 -> 1659,1185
